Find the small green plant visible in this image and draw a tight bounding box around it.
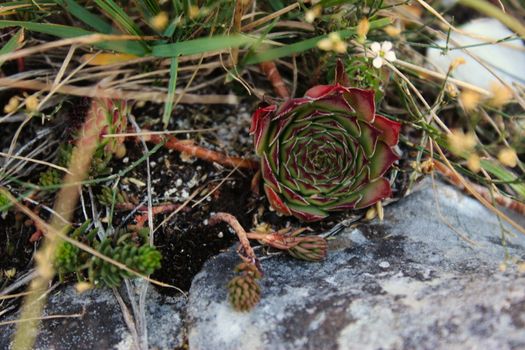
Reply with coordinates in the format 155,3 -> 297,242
55,221 -> 162,288
86,99 -> 129,175
0,191 -> 11,213
210,213 -> 328,311
38,143 -> 73,190
227,262 -> 262,312
96,186 -> 129,207
38,169 -> 62,188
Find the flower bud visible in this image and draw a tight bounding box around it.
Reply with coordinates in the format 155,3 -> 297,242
228,262 -> 262,311
287,235 -> 328,262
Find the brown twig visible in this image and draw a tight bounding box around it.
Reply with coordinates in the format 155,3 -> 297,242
208,212 -> 258,266
144,133 -> 259,170
115,202 -> 180,212
259,61 -> 290,99
0,77 -> 239,105
128,203 -> 186,230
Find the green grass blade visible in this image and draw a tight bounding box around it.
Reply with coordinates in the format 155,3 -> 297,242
0,20 -> 91,38
52,0 -> 113,34
151,34 -> 257,57
136,0 -> 160,18
0,20 -> 148,55
244,18 -> 391,64
0,29 -> 23,69
94,0 -> 143,36
162,57 -> 178,129
480,159 -> 525,199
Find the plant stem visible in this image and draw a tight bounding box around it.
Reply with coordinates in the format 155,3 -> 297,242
145,134 -> 259,169
208,212 -> 258,265
12,100 -> 103,350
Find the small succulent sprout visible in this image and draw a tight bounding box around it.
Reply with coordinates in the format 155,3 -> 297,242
55,241 -> 80,275
251,61 -> 401,222
287,235 -> 328,262
39,169 -> 62,189
227,262 -> 262,312
0,191 -> 12,213
82,98 -> 129,155
256,230 -> 328,262
97,186 -> 128,207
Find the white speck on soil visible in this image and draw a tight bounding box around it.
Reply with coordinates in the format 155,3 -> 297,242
164,188 -> 178,198
379,261 -> 390,269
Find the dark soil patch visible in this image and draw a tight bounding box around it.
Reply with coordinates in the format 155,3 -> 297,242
0,213 -> 35,282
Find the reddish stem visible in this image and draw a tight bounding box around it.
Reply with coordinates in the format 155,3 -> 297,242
260,61 -> 290,99
144,134 -> 259,170
116,202 -> 180,213
129,203 -> 186,230
209,212 -> 258,266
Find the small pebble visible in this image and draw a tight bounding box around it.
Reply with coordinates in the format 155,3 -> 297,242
379,261 -> 390,269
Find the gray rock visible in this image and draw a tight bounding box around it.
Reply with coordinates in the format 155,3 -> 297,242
426,18 -> 525,90
0,285 -> 186,350
188,181 -> 525,350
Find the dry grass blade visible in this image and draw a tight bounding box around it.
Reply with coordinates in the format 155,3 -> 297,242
0,311 -> 84,327
241,3 -> 300,32
0,34 -> 154,63
0,77 -> 239,104
9,99 -> 102,349
0,152 -> 71,174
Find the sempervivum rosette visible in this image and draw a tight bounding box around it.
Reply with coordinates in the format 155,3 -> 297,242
251,66 -> 401,222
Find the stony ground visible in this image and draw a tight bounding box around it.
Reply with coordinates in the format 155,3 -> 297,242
1,179 -> 524,350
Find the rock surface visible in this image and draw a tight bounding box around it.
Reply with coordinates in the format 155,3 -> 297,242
0,285 -> 186,350
188,181 -> 525,350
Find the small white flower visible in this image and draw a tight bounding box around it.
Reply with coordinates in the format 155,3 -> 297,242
370,41 -> 396,68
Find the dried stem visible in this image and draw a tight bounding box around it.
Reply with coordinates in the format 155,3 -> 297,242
11,100 -> 103,350
208,212 -> 258,265
260,61 -> 290,99
144,134 -> 259,169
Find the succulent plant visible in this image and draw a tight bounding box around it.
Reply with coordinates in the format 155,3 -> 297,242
39,168 -> 62,188
83,98 -> 129,155
0,191 -> 11,213
251,62 -> 401,221
54,220 -> 162,288
227,262 -> 262,312
287,235 -> 328,262
81,98 -> 129,174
